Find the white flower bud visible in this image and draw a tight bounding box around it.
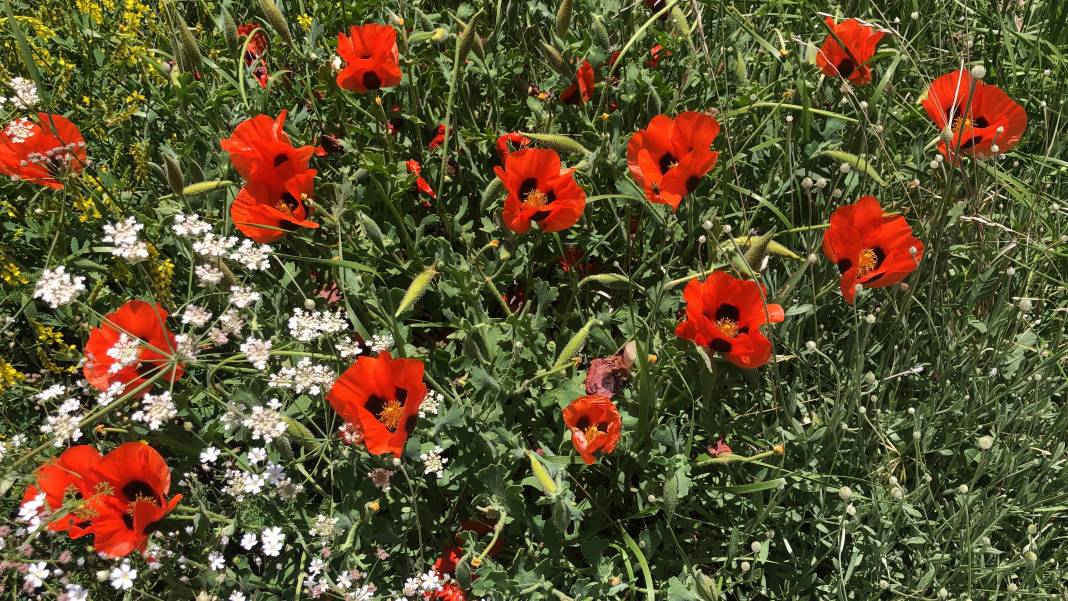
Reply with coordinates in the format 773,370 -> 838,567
958,484 -> 969,494
838,486 -> 853,501
970,64 -> 987,80
978,435 -> 993,450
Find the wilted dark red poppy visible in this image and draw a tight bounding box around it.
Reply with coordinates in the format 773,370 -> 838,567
560,60 -> 595,105
0,113 -> 86,189
220,110 -> 316,192
559,245 -> 594,275
231,171 -> 320,243
406,159 -> 436,203
822,196 -> 924,303
562,395 -> 622,464
495,132 -> 531,163
921,68 -> 1026,161
428,124 -> 446,149
336,24 -> 402,93
237,23 -> 270,88
83,300 -> 184,395
494,148 -> 586,234
90,442 -> 182,558
627,112 -> 720,210
327,351 -> 426,457
815,18 -> 885,86
585,354 -> 629,396
21,445 -> 103,537
675,271 -> 784,368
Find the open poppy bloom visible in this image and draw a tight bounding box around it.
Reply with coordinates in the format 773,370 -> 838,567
89,442 -> 182,557
494,148 -> 586,234
815,18 -> 886,86
237,23 -> 270,88
221,110 -> 316,192
675,271 -> 785,368
231,171 -> 320,243
495,132 -> 531,163
21,445 -> 104,537
336,24 -> 402,93
627,112 -> 720,211
0,113 -> 86,189
562,394 -> 622,464
920,68 -> 1027,161
406,159 -> 436,202
822,196 -> 924,303
560,60 -> 595,105
327,352 -> 426,457
83,300 -> 184,396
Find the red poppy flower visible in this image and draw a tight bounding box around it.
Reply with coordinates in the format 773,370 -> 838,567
495,132 -> 531,163
921,68 -> 1026,161
237,23 -> 270,88
627,112 -> 720,210
562,395 -> 622,464
494,148 -> 586,234
21,445 -> 103,537
815,18 -> 886,86
646,44 -> 671,68
406,159 -> 436,202
83,300 -> 184,395
674,271 -> 784,368
89,442 -> 182,557
428,124 -> 446,149
327,351 -> 427,457
822,196 -> 924,303
0,113 -> 86,189
336,24 -> 402,93
231,173 -> 320,243
220,110 -> 316,191
559,245 -> 594,275
560,60 -> 595,105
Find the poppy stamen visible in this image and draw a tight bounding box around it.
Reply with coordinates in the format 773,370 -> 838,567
715,318 -> 740,339
857,247 -> 879,276
584,424 -> 601,442
523,188 -> 549,209
378,398 -> 405,431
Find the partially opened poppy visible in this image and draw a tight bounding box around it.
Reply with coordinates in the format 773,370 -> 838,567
237,23 -> 270,88
220,110 -> 316,191
83,300 -> 184,396
90,442 -> 182,557
0,113 -> 86,189
920,68 -> 1027,161
231,171 -> 320,243
815,17 -> 886,86
675,271 -> 785,368
822,196 -> 924,303
627,112 -> 720,210
562,394 -> 622,464
495,132 -> 531,163
336,24 -> 402,93
21,445 -> 103,537
560,60 -> 595,105
327,351 -> 426,457
494,148 -> 586,234
406,159 -> 436,203
646,44 -> 671,68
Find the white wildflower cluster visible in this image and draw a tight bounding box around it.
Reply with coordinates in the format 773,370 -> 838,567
36,383 -> 67,401
195,263 -> 225,286
4,77 -> 39,108
207,308 -> 246,346
230,239 -> 272,270
229,285 -> 261,308
287,307 -> 348,342
96,381 -> 124,406
223,461 -> 301,501
171,213 -> 213,238
193,233 -> 239,259
369,333 -> 394,352
132,391 -> 177,431
242,398 -> 288,443
309,514 -> 339,541
174,333 -> 198,361
403,570 -> 447,596
3,117 -> 34,143
268,358 -> 335,394
420,445 -> 448,479
182,304 -> 213,328
0,433 -> 25,461
339,421 -> 364,445
18,492 -> 48,528
261,526 -> 285,556
42,396 -> 83,447
336,336 -> 365,359
106,333 -> 143,373
240,336 -> 272,369
419,390 -> 444,418
103,217 -> 150,263
32,266 -> 85,308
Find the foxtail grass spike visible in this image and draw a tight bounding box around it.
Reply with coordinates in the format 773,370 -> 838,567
258,0 -> 293,45
553,318 -> 598,369
555,0 -> 573,39
395,266 -> 439,317
162,154 -> 184,196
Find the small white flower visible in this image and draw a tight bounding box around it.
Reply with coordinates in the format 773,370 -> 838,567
261,526 -> 285,556
370,333 -> 394,352
132,391 -> 177,431
43,410 -> 83,447
182,305 -> 213,328
418,569 -> 444,592
65,583 -> 88,601
208,551 -> 225,571
331,54 -> 343,71
36,384 -> 67,401
4,117 -> 34,144
109,560 -> 137,590
106,333 -> 142,374
195,264 -> 225,286
230,239 -> 272,271
172,213 -> 213,238
287,307 -> 348,342
248,447 -> 267,465
243,399 -> 288,443
219,308 -> 245,335
7,77 -> 39,108
25,561 -> 49,589
33,266 -> 86,308
229,592 -> 247,601
97,382 -> 124,406
102,217 -> 149,263
337,336 -> 365,359
419,390 -> 443,417
420,446 -> 448,479
193,233 -> 238,259
200,446 -> 221,466
229,285 -> 261,309
240,532 -> 258,550
240,337 -> 272,370
268,358 -> 335,395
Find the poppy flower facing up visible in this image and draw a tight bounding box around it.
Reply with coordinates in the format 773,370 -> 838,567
627,112 -> 720,210
21,445 -> 104,537
0,113 -> 86,189
674,271 -> 785,369
822,196 -> 924,303
327,352 -> 427,457
562,395 -> 622,464
231,171 -> 320,243
921,68 -> 1027,161
815,18 -> 886,86
83,300 -> 184,396
90,442 -> 182,557
221,110 -> 316,192
560,60 -> 595,105
336,24 -> 402,94
237,23 -> 270,88
494,148 -> 586,234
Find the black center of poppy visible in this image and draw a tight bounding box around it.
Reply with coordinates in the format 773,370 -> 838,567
273,153 -> 289,167
715,304 -> 740,322
403,415 -> 418,434
531,209 -> 552,222
837,58 -> 855,78
519,178 -> 539,197
365,395 -> 387,415
136,361 -> 155,377
363,71 -> 382,90
143,520 -> 164,535
837,259 -> 852,274
974,116 -> 989,128
658,152 -> 677,174
395,387 -> 408,404
958,136 -> 981,150
281,192 -> 300,211
122,479 -> 157,503
709,339 -> 732,353
685,176 -> 701,194
280,220 -> 299,231
360,52 -> 373,59
575,415 -> 591,430
122,513 -> 134,529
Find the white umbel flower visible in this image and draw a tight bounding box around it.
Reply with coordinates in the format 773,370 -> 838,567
102,217 -> 149,263
33,266 -> 85,308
